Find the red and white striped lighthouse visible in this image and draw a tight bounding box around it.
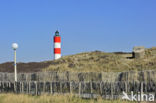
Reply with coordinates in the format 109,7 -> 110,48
54,30 -> 61,60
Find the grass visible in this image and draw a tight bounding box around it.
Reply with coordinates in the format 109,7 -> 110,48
44,48 -> 156,72
0,93 -> 140,103
0,47 -> 156,73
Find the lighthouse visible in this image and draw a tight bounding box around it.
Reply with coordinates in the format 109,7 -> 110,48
54,30 -> 61,60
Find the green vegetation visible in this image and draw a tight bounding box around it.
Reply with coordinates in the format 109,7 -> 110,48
45,48 -> 156,72
0,94 -> 139,103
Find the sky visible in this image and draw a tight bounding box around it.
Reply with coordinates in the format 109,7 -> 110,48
0,0 -> 156,63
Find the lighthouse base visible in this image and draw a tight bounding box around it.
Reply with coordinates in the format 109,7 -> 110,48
54,54 -> 61,60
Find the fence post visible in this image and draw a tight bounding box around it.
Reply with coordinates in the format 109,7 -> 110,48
70,81 -> 72,94
8,82 -> 11,92
14,82 -> 16,93
100,81 -> 103,96
22,82 -> 24,93
79,82 -> 81,97
125,82 -> 127,93
60,82 -> 62,93
35,81 -> 38,95
50,82 -> 53,94
0,81 -> 1,92
141,82 -> 143,101
1,81 -> 3,93
144,82 -> 147,94
90,81 -> 93,98
29,82 -> 31,94
90,81 -> 93,94
19,82 -> 21,93
111,82 -> 112,99
26,82 -> 28,94
155,82 -> 156,100
42,81 -> 45,93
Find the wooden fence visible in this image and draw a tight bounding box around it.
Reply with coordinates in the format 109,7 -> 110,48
0,81 -> 156,99
1,70 -> 156,83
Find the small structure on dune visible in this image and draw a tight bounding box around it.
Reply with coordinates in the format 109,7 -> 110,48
133,46 -> 145,59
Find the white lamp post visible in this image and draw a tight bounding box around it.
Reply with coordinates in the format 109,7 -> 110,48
12,43 -> 18,82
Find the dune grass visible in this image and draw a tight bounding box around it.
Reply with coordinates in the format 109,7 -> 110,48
0,48 -> 156,73
44,48 -> 156,72
0,93 -> 140,103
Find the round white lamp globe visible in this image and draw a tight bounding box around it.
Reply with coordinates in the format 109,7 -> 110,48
12,43 -> 18,50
